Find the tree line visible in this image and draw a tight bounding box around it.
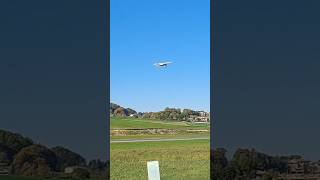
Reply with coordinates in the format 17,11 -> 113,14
141,107 -> 202,121
111,103 -> 206,121
0,129 -> 109,179
211,148 -> 312,180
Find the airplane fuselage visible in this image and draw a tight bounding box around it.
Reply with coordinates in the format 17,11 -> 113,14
154,61 -> 172,67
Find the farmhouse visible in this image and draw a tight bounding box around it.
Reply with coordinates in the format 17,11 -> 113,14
198,111 -> 209,117
64,166 -> 88,174
129,114 -> 138,118
188,115 -> 209,122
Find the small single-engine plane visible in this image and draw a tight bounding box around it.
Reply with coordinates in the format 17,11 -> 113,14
153,61 -> 172,67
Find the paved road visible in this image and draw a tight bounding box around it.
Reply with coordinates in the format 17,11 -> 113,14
110,137 -> 209,143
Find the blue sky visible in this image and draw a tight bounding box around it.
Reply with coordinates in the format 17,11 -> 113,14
111,0 -> 210,112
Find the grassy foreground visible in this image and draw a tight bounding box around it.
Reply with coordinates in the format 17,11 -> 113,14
110,117 -> 210,179
110,139 -> 210,180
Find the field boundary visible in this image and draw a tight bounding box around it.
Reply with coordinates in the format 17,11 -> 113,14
110,137 -> 209,143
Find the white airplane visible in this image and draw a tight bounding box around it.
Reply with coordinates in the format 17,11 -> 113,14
153,61 -> 172,67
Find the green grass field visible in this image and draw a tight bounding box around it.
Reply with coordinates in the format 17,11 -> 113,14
110,139 -> 210,180
111,133 -> 210,140
110,117 -> 210,179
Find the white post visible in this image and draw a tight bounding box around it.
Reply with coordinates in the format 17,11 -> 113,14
147,161 -> 161,180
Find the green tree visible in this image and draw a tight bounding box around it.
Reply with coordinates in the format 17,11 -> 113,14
113,107 -> 128,117
71,167 -> 90,179
211,148 -> 228,180
88,159 -> 107,171
51,146 -> 86,172
0,144 -> 14,163
0,129 -> 33,153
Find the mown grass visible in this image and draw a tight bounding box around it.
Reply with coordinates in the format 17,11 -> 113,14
110,133 -> 210,140
110,117 -> 210,179
110,117 -> 209,130
110,139 -> 210,180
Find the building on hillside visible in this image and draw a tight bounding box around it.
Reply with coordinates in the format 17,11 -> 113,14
129,114 -> 138,118
308,161 -> 320,174
188,115 -> 210,123
64,166 -> 88,174
0,162 -> 9,175
255,170 -> 267,180
198,111 -> 209,117
288,159 -> 310,174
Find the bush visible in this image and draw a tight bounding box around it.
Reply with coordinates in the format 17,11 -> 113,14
71,167 -> 90,179
0,144 -> 14,163
52,146 -> 86,172
11,144 -> 57,177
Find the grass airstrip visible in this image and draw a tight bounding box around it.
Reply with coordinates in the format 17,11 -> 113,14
110,117 -> 210,180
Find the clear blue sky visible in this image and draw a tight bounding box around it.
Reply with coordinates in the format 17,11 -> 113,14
111,0 -> 210,112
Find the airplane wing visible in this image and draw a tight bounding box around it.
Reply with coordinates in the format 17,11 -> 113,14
159,62 -> 172,65
153,61 -> 172,67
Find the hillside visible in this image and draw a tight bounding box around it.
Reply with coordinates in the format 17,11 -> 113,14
110,103 -> 136,117
211,148 -> 320,179
110,103 -> 210,122
0,129 -> 109,179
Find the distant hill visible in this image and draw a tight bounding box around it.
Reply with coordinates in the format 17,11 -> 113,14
0,129 -> 109,179
110,103 -> 137,117
110,103 -> 210,122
